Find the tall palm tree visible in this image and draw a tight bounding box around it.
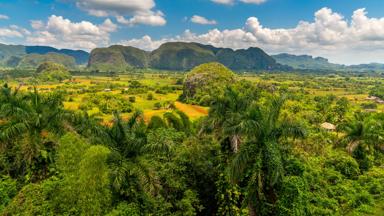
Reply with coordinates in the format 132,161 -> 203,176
206,87 -> 254,152
227,96 -> 305,215
0,85 -> 67,180
105,111 -> 158,203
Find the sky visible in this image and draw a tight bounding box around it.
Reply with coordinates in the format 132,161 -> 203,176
1,0 -> 384,65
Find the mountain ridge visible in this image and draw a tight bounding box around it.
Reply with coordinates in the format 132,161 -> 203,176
272,53 -> 384,72
0,43 -> 89,67
88,42 -> 288,72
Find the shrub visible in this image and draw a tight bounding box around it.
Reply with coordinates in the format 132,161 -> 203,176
147,93 -> 154,100
128,96 -> 136,103
154,102 -> 162,110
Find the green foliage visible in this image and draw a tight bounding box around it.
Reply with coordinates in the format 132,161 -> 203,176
216,172 -> 243,216
80,93 -> 133,114
181,62 -> 236,105
107,203 -> 141,216
370,85 -> 384,100
88,45 -> 149,72
326,153 -> 360,179
18,53 -> 76,69
0,175 -> 17,212
148,116 -> 167,130
2,71 -> 384,216
276,176 -> 309,216
2,182 -> 54,215
35,62 -> 71,82
88,42 -> 281,72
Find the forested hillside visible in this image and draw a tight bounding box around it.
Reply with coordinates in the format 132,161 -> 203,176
0,43 -> 89,67
88,42 -> 286,72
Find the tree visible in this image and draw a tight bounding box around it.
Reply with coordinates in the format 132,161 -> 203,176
105,111 -> 157,208
205,86 -> 255,153
0,85 -> 67,181
229,96 -> 306,215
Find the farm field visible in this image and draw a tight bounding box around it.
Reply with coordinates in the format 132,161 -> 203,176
6,72 -> 384,120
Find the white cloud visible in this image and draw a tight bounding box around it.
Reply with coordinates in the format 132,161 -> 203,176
116,11 -> 166,26
0,24 -> 29,40
26,15 -> 117,50
191,15 -> 217,25
72,0 -> 166,26
212,0 -> 266,5
0,14 -> 9,20
0,28 -> 24,38
118,8 -> 384,64
212,0 -> 234,5
30,20 -> 44,30
240,0 -> 266,4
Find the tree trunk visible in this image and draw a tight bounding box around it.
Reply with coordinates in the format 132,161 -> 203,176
248,203 -> 257,216
231,135 -> 241,153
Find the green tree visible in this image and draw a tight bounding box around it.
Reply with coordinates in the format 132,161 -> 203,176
227,96 -> 305,215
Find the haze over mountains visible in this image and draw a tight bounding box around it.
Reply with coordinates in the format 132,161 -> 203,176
272,53 -> 384,72
0,42 -> 383,72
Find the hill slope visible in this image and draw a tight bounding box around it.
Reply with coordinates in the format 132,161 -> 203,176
272,53 -> 343,70
0,43 -> 89,67
273,53 -> 384,72
88,42 -> 285,72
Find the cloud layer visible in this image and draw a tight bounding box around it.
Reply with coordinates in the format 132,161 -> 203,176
119,8 -> 384,64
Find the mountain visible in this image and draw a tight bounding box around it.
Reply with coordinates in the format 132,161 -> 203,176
272,53 -> 343,71
88,42 -> 286,72
17,53 -> 76,69
272,53 -> 384,72
347,63 -> 384,72
150,42 -> 217,70
25,46 -> 89,65
88,45 -> 149,71
0,43 -> 89,67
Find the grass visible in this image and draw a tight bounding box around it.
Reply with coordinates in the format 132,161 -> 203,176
7,72 -> 384,123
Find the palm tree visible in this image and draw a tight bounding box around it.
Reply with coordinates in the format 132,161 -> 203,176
206,87 -> 254,153
341,112 -> 384,154
105,111 -> 158,203
227,96 -> 305,215
163,110 -> 192,133
0,85 -> 67,180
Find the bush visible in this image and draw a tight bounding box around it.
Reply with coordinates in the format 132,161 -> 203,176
0,176 -> 17,212
154,102 -> 162,110
128,96 -> 136,103
147,93 -> 154,100
326,154 -> 360,179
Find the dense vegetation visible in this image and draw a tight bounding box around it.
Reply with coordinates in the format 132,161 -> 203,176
180,62 -> 235,105
1,63 -> 384,215
88,42 -> 284,72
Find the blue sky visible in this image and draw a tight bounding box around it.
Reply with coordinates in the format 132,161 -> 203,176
1,0 -> 384,64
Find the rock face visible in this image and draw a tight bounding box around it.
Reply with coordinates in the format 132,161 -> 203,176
88,42 -> 284,72
181,62 -> 236,105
